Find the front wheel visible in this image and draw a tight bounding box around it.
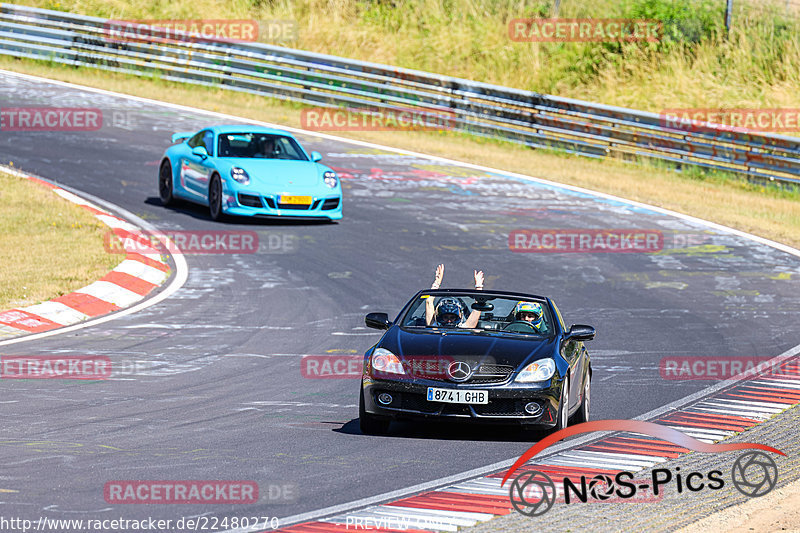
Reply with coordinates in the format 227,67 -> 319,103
571,373 -> 590,424
359,386 -> 390,435
553,377 -> 569,432
208,174 -> 224,221
159,160 -> 175,206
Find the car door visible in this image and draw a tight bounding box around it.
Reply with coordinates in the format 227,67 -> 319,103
180,130 -> 215,201
553,301 -> 586,413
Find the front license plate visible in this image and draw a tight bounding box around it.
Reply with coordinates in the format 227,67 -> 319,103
279,195 -> 312,205
426,387 -> 488,404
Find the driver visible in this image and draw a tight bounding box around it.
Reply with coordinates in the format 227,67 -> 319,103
258,136 -> 275,158
425,264 -> 483,328
513,301 -> 545,331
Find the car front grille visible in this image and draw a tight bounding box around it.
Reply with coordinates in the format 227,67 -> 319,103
322,197 -> 340,210
237,193 -> 263,207
406,362 -> 514,384
469,364 -> 514,384
399,393 -> 437,413
474,399 -> 526,416
277,203 -> 310,210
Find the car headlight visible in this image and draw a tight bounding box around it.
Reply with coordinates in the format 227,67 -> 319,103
230,167 -> 250,185
515,358 -> 556,383
323,170 -> 338,188
371,348 -> 406,376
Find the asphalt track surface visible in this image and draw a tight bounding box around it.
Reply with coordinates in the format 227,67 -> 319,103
1,73 -> 799,527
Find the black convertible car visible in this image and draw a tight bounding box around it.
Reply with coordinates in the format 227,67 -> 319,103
359,289 -> 595,435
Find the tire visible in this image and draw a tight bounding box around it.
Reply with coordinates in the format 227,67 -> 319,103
571,373 -> 590,424
359,386 -> 390,435
208,174 -> 224,221
553,377 -> 569,432
159,160 -> 175,206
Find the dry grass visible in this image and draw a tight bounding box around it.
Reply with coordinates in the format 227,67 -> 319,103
15,0 -> 800,118
0,170 -> 122,310
1,56 -> 798,253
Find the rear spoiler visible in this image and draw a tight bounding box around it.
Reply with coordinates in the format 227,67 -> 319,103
171,132 -> 193,143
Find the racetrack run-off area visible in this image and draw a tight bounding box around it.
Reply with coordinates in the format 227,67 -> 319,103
0,167 -> 173,340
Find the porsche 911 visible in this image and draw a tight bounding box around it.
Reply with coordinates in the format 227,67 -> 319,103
159,125 -> 342,221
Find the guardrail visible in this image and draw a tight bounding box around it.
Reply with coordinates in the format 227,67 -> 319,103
2,3 -> 799,185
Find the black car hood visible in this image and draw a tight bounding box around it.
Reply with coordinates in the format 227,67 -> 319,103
380,327 -> 556,369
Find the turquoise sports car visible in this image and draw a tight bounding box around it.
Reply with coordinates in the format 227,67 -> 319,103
159,125 -> 342,221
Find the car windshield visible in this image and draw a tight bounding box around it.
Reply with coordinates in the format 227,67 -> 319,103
400,292 -> 555,336
217,133 -> 308,160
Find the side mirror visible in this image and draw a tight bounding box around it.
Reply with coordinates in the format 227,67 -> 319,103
565,324 -> 595,341
191,145 -> 209,158
365,312 -> 391,330
310,151 -> 322,162
171,132 -> 193,144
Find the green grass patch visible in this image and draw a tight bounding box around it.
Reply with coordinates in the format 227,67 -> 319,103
13,0 -> 800,120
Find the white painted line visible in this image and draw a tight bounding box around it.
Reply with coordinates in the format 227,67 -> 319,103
95,213 -> 140,232
113,259 -> 168,285
561,449 -> 670,464
379,504 -> 492,523
441,485 -> 507,497
76,281 -> 142,307
21,301 -> 89,325
330,508 -> 466,530
663,426 -> 733,440
752,379 -> 800,389
321,512 -> 450,532
695,400 -> 781,413
52,187 -> 105,210
0,325 -> 25,338
690,406 -> 770,418
707,398 -> 790,409
662,425 -> 736,436
536,455 -> 648,470
673,433 -> 717,443
556,452 -> 662,469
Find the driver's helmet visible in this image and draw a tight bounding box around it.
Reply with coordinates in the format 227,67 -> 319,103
514,301 -> 544,328
435,297 -> 463,327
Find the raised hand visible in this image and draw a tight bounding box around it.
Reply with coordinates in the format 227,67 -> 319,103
474,269 -> 484,290
431,263 -> 445,289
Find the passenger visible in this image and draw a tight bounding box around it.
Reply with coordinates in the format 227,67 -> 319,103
425,264 -> 483,328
